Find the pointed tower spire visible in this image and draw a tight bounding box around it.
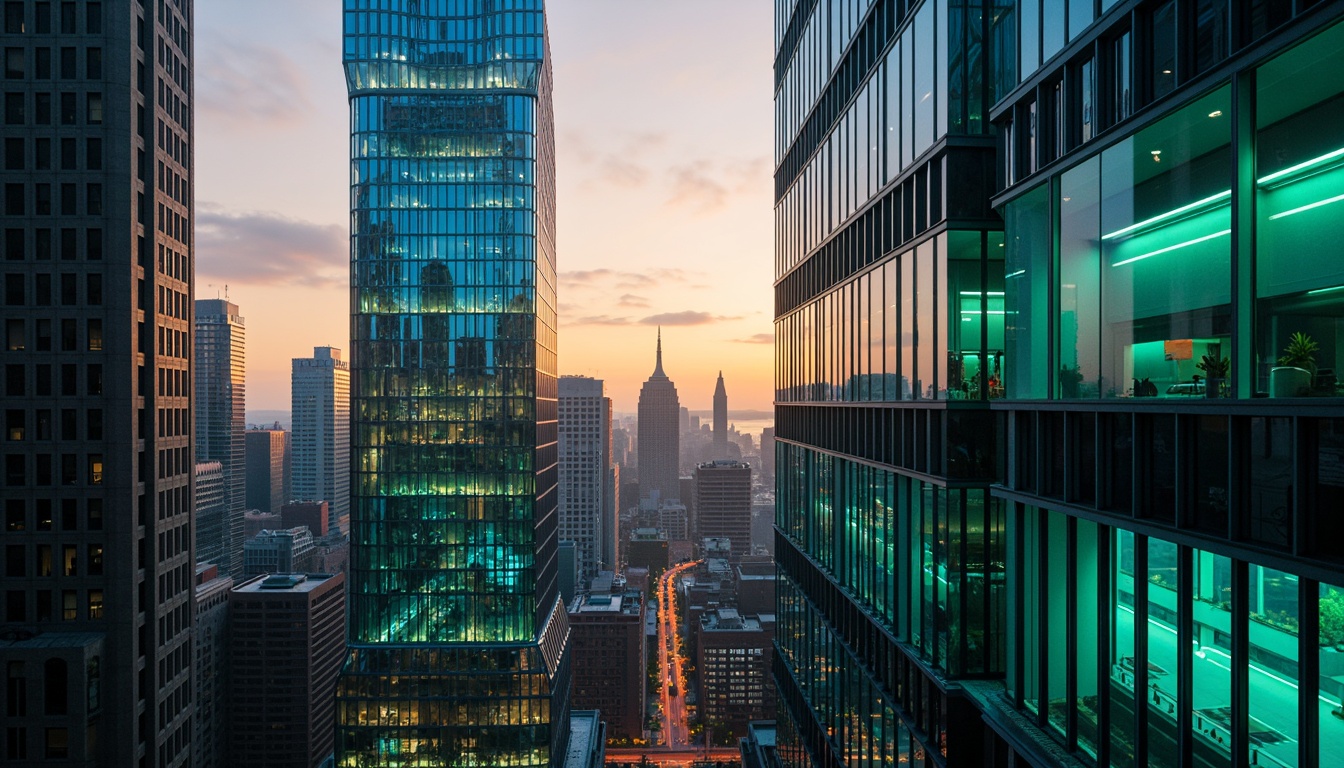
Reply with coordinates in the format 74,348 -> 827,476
653,327 -> 666,378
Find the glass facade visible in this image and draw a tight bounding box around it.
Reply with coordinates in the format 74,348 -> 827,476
777,1 -> 1344,767
336,2 -> 569,766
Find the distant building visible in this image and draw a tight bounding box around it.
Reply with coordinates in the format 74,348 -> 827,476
657,500 -> 689,542
282,500 -> 329,538
627,528 -> 669,575
243,510 -> 282,541
229,573 -> 345,768
243,528 -> 316,577
694,461 -> 753,560
637,331 -> 680,502
713,371 -> 728,455
696,609 -> 776,738
739,721 -> 779,768
197,299 -> 248,576
193,565 -> 234,768
759,427 -> 774,481
562,711 -> 607,768
568,588 -> 646,740
291,347 -> 350,536
559,376 -> 612,580
557,540 -> 580,605
245,428 -> 289,515
735,560 -> 777,618
196,461 -> 228,569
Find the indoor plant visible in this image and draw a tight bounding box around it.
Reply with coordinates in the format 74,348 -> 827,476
1196,354 -> 1229,398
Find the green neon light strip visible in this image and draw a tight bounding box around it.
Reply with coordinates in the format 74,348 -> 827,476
1257,146 -> 1344,187
1268,192 -> 1344,221
1307,285 -> 1344,296
1111,229 -> 1231,267
1101,190 -> 1230,241
958,291 -> 1005,296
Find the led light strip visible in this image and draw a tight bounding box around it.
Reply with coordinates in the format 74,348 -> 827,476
1267,192 -> 1344,221
1257,146 -> 1344,187
1101,190 -> 1230,241
1111,229 -> 1232,268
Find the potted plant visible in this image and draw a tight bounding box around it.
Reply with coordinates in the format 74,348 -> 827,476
1271,332 -> 1318,397
1196,354 -> 1229,398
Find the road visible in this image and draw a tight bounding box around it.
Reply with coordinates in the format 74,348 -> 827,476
604,746 -> 741,766
656,560 -> 701,750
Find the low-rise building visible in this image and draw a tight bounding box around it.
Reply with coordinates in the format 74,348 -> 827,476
696,609 -> 776,739
568,587 -> 646,741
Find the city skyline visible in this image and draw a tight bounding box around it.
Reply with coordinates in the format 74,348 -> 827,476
195,0 -> 777,414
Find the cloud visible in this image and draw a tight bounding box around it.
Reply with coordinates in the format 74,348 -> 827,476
197,37 -> 313,126
640,311 -> 742,327
560,268 -> 699,292
564,315 -> 634,327
563,130 -> 667,188
662,155 -> 770,212
733,333 -> 774,345
196,205 -> 346,287
618,293 -> 650,308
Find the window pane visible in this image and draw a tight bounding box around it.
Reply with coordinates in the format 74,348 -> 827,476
1191,550 -> 1232,766
1248,565 -> 1298,767
1110,528 -> 1136,767
1146,537 -> 1179,768
1101,87 -> 1231,399
1320,581 -> 1344,763
1254,20 -> 1344,398
1059,156 -> 1102,397
1005,184 -> 1050,398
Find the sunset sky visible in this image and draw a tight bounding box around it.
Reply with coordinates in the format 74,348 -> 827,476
196,0 -> 776,416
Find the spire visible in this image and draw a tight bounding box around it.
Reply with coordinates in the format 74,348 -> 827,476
714,371 -> 726,397
653,327 -> 666,378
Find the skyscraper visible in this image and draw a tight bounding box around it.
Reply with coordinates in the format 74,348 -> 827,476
694,460 -> 752,561
637,331 -> 680,502
196,298 -> 246,575
291,346 -> 349,536
772,2 -> 1344,767
0,2 -> 197,764
712,370 -> 728,454
245,427 -> 289,515
336,2 -> 571,766
559,376 -> 611,581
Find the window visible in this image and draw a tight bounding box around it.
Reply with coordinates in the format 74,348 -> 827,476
5,409 -> 21,440
3,91 -> 21,124
4,47 -> 21,79
4,273 -> 21,305
42,659 -> 66,714
86,137 -> 101,170
3,3 -> 21,34
86,183 -> 101,215
85,91 -> 101,124
85,47 -> 100,79
1254,20 -> 1344,398
6,319 -> 23,351
58,2 -> 73,34
34,47 -> 48,79
1148,2 -> 1177,102
59,91 -> 74,124
58,46 -> 72,79
1100,87 -> 1232,397
86,319 -> 100,351
4,137 -> 21,170
5,182 -> 23,215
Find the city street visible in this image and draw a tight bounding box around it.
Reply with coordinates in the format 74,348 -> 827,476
657,560 -> 701,749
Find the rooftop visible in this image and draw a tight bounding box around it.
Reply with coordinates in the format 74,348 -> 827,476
563,710 -> 606,768
233,573 -> 338,594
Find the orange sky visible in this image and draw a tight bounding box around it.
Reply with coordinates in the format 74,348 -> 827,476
195,0 -> 776,416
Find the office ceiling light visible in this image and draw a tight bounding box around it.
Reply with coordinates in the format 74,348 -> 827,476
1269,192 -> 1344,221
1111,229 -> 1231,267
1101,190 -> 1231,240
1257,146 -> 1344,188
1208,110 -> 1223,117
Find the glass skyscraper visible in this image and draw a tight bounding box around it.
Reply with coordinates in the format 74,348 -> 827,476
336,2 -> 570,766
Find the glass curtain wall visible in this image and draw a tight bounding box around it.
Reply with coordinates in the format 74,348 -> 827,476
337,3 -> 569,766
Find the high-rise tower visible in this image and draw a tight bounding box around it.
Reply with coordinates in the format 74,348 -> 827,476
336,2 -> 570,766
558,376 -> 611,581
195,298 -> 246,575
637,330 -> 680,503
291,346 -> 349,536
712,370 -> 728,454
0,1 -> 197,764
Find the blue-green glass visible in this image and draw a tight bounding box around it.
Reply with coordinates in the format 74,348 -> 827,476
1075,519 -> 1100,757
1191,549 -> 1232,767
1146,538 -> 1179,768
337,2 -> 569,766
1059,156 -> 1101,397
1005,184 -> 1051,398
1111,528 -> 1137,767
1046,509 -> 1069,736
1248,566 -> 1299,767
1320,582 -> 1344,762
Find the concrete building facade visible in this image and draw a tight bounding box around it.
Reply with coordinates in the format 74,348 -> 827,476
291,346 -> 349,537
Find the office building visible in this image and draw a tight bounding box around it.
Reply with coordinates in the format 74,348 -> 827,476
772,2 -> 1344,767
697,609 -> 776,739
0,1 -> 197,764
637,331 -> 681,503
196,298 -> 246,575
335,2 -> 572,766
193,565 -> 233,768
657,499 -> 689,542
567,586 -> 646,741
740,721 -> 780,768
282,500 -> 329,538
242,527 -> 316,577
195,461 -> 226,568
245,427 -> 289,515
627,528 -> 670,575
229,573 -> 345,768
243,510 -> 281,540
562,710 -> 606,768
695,460 -> 752,560
559,376 -> 611,580
291,346 -> 349,536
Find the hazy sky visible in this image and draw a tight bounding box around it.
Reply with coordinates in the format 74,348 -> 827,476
196,0 -> 776,416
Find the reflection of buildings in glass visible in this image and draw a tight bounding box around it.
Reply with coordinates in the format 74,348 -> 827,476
772,2 -> 1344,767
337,2 -> 569,766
